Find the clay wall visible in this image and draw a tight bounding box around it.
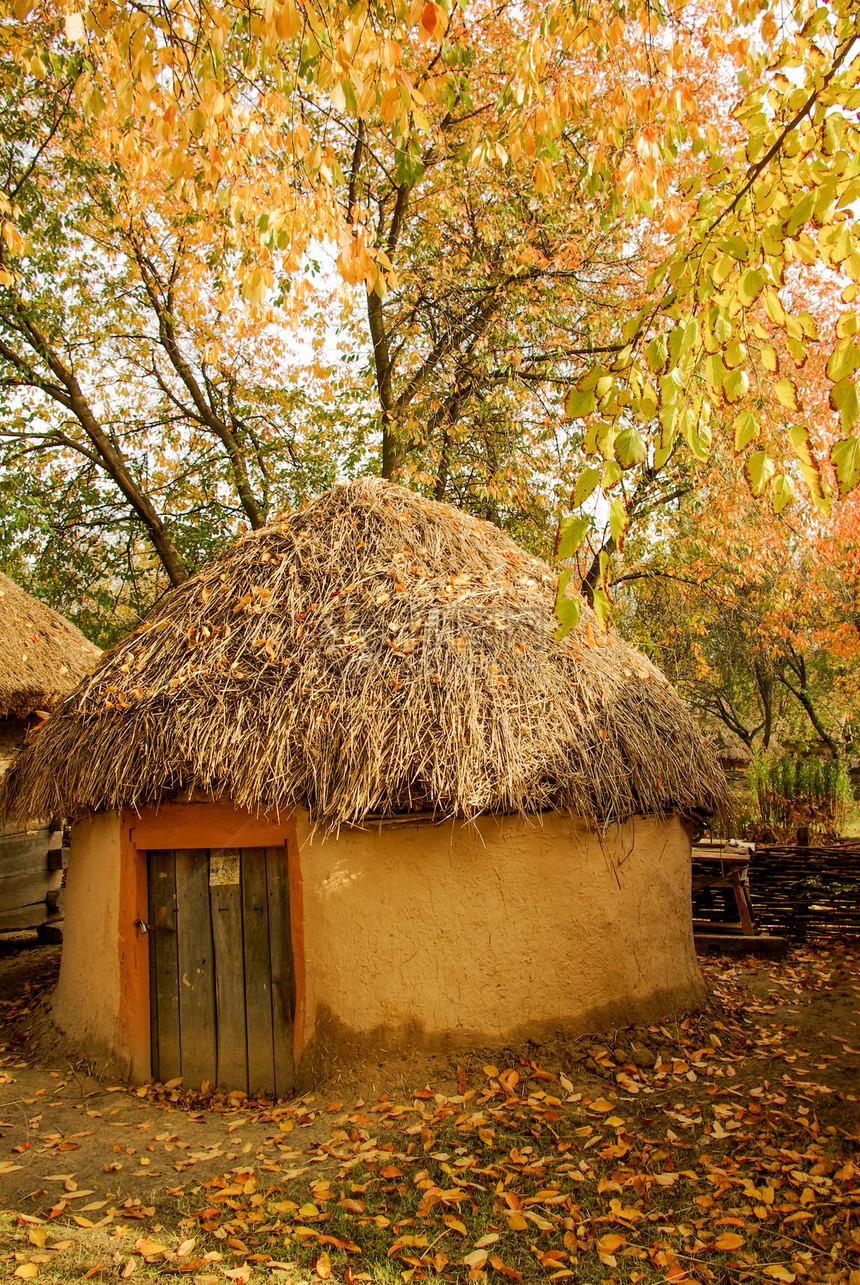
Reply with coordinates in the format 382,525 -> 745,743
294,811 -> 704,1074
51,804 -> 703,1085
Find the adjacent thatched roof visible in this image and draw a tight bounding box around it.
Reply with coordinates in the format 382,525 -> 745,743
1,478 -> 729,828
0,573 -> 100,720
712,729 -> 753,766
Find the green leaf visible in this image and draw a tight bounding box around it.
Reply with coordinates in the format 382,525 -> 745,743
763,292 -> 786,326
785,190 -> 816,236
654,406 -> 677,469
645,333 -> 667,372
572,466 -> 601,508
705,353 -> 725,393
830,434 -> 860,496
830,227 -> 855,264
565,387 -> 597,419
771,473 -> 795,512
797,311 -> 818,341
723,341 -> 747,369
679,408 -> 710,462
737,268 -> 764,307
614,427 -> 648,469
553,570 -> 581,640
610,344 -> 634,372
809,479 -> 832,517
774,378 -> 800,412
829,379 -> 860,432
725,233 -> 749,260
556,514 -> 590,559
732,410 -> 758,452
744,451 -> 775,497
723,367 -> 749,402
584,419 -> 614,457
826,337 -> 859,383
637,385 -> 659,422
609,498 -> 628,552
592,583 -> 612,631
787,422 -> 815,469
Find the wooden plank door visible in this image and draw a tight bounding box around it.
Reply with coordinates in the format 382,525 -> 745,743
147,846 -> 295,1096
174,849 -> 217,1088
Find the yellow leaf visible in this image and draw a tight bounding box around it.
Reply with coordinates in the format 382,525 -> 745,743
763,1267 -> 796,1282
65,12 -> 85,41
134,1237 -> 167,1257
774,378 -> 800,411
714,1232 -> 745,1250
444,1216 -> 468,1236
14,1267 -> 39,1281
589,1098 -> 614,1112
27,1230 -> 47,1249
597,1234 -> 625,1252
316,1251 -> 332,1279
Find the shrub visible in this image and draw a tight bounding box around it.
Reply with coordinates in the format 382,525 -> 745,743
747,750 -> 851,843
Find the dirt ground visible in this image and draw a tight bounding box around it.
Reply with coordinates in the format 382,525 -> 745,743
0,933 -> 856,1224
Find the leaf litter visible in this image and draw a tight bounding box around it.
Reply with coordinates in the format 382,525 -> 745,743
0,941 -> 856,1284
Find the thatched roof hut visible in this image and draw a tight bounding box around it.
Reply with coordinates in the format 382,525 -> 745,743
2,478 -> 727,828
0,572 -> 99,723
0,574 -> 98,935
2,480 -> 727,1094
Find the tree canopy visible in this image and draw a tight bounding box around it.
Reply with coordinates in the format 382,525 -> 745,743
0,0 -> 858,709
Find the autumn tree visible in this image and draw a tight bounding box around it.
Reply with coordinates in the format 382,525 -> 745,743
0,11 -> 374,631
3,0 -> 860,656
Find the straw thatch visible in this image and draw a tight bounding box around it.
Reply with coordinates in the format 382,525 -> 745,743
1,478 -> 729,829
0,573 -> 100,720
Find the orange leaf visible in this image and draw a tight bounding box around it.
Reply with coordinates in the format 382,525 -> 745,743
714,1232 -> 745,1251
316,1251 -> 332,1279
597,1234 -> 625,1253
420,2 -> 439,35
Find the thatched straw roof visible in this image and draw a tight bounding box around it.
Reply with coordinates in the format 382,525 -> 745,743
1,479 -> 729,829
0,572 -> 100,720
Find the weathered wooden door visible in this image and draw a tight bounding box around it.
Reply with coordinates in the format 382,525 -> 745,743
147,846 -> 295,1096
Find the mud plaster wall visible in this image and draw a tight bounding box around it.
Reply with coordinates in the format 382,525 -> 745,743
52,811 -> 123,1069
294,811 -> 705,1071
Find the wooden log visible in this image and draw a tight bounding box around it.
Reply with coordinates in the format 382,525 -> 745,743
695,933 -> 788,957
0,902 -> 53,932
47,846 -> 70,871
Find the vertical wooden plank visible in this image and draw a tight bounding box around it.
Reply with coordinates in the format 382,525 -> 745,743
209,849 -> 248,1092
266,846 -> 296,1098
174,849 -> 217,1090
147,850 -> 181,1082
241,848 -> 276,1095
147,853 -> 160,1082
